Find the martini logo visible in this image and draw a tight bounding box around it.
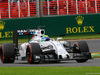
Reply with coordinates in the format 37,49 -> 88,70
66,16 -> 95,34
76,16 -> 84,25
0,21 -> 5,30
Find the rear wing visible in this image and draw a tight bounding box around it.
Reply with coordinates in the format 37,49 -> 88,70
13,29 -> 45,48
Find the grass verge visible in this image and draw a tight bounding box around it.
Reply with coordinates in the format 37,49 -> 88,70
0,67 -> 100,75
59,34 -> 100,40
92,53 -> 100,58
0,34 -> 100,44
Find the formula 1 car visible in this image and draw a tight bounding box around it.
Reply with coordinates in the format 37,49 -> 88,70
0,27 -> 92,64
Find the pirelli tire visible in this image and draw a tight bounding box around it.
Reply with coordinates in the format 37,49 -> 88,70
0,43 -> 15,63
26,43 -> 41,64
73,41 -> 90,63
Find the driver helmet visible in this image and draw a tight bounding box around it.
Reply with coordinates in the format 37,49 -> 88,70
42,35 -> 50,41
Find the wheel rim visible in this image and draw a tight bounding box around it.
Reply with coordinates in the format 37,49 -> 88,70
73,43 -> 80,53
26,47 -> 31,61
26,50 -> 30,61
1,47 -> 4,62
26,45 -> 32,63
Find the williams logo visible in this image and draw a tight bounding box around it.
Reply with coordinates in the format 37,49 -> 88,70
0,21 -> 5,30
76,16 -> 84,25
66,16 -> 95,34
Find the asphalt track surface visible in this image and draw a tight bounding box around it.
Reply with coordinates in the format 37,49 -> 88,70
0,39 -> 100,67
0,59 -> 99,67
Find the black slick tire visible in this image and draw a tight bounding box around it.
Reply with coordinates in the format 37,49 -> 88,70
73,41 -> 90,63
26,43 -> 41,64
0,43 -> 15,63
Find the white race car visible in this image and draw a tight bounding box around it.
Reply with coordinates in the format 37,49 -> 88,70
0,27 -> 92,64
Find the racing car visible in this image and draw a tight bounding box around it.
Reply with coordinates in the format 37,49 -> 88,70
0,27 -> 92,64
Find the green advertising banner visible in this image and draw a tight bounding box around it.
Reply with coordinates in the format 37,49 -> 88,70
0,17 -> 41,39
42,14 -> 99,36
0,14 -> 100,39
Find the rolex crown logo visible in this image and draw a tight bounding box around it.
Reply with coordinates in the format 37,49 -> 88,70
76,16 -> 84,25
0,21 -> 5,30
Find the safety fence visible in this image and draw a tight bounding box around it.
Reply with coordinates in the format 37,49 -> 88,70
42,0 -> 100,15
0,0 -> 100,19
0,2 -> 36,19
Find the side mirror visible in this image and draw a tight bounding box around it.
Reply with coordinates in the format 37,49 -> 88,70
57,37 -> 62,41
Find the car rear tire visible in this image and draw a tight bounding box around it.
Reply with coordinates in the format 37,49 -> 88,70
0,43 -> 15,63
73,41 -> 90,63
26,43 -> 41,64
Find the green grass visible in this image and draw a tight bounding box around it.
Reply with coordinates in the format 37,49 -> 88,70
92,54 -> 100,58
0,38 -> 30,44
0,67 -> 100,75
59,34 -> 100,40
0,34 -> 100,44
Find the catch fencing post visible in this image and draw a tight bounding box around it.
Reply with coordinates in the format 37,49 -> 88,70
8,0 -> 11,18
0,10 -> 1,19
28,0 -> 30,17
36,0 -> 40,17
18,0 -> 20,18
57,0 -> 59,15
85,0 -> 88,13
66,0 -> 69,15
47,0 -> 50,15
76,0 -> 78,14
95,0 -> 97,13
41,0 -> 43,17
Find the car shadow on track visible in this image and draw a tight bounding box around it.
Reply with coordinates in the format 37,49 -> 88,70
14,60 -> 92,65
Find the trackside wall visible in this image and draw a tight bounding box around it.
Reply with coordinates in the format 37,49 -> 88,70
0,14 -> 100,39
